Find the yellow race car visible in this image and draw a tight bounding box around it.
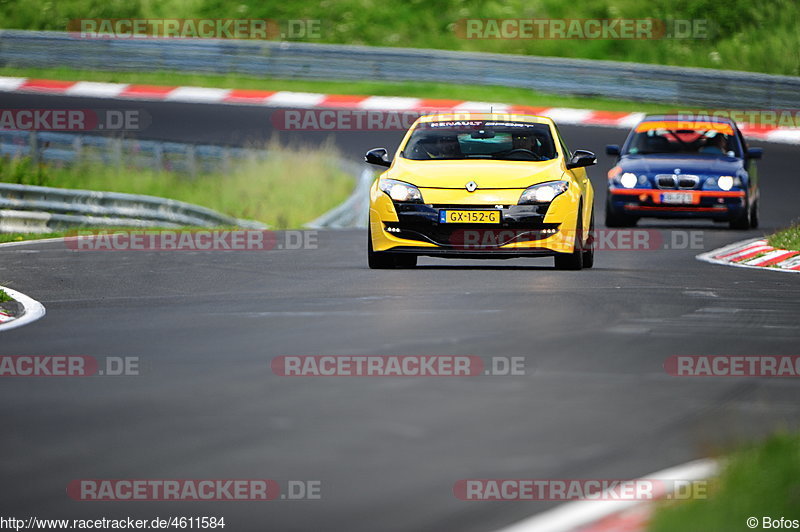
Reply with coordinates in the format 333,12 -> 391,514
365,113 -> 596,269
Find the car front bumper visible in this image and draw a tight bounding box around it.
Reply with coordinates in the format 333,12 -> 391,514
370,203 -> 579,257
608,188 -> 747,220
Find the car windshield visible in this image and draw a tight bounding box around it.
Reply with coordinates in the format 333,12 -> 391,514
624,121 -> 741,157
402,120 -> 557,161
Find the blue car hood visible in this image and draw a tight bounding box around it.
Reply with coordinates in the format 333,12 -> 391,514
618,154 -> 744,176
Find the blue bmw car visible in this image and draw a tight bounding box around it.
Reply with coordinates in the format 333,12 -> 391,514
605,115 -> 762,229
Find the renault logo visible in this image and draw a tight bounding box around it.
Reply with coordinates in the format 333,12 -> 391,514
465,181 -> 478,192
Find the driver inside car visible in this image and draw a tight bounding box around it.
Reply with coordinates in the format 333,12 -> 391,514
511,134 -> 535,152
698,133 -> 729,155
427,135 -> 462,159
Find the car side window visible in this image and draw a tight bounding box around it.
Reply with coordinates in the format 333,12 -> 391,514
737,128 -> 749,155
553,125 -> 571,160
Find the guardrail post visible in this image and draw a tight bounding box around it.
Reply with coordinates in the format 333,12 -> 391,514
222,147 -> 232,176
187,145 -> 197,178
28,131 -> 38,165
73,136 -> 83,161
111,138 -> 123,168
154,143 -> 163,171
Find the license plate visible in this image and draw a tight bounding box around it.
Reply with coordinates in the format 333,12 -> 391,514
661,192 -> 695,205
439,210 -> 501,224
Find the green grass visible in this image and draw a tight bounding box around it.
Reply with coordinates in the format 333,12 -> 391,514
0,227 -> 268,244
0,66 -> 687,114
0,288 -> 12,302
0,0 -> 798,75
767,224 -> 800,252
648,432 -> 800,532
0,141 -> 354,229
0,232 -> 71,244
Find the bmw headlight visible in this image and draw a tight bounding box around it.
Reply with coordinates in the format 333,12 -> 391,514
704,175 -> 742,191
719,175 -> 740,191
379,179 -> 423,203
519,181 -> 570,204
619,172 -> 637,189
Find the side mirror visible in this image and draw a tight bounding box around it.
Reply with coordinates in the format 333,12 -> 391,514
365,147 -> 391,167
747,147 -> 763,160
567,149 -> 597,169
606,144 -> 620,156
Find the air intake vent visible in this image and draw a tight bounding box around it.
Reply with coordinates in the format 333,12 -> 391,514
656,175 -> 677,188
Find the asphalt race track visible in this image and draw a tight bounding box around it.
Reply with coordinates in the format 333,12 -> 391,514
1,93 -> 799,531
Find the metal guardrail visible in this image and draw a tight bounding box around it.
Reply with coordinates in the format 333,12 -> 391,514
0,182 -> 267,233
0,130 -> 367,231
1,30 -> 799,108
305,165 -> 372,229
0,131 -> 269,232
0,131 -> 262,176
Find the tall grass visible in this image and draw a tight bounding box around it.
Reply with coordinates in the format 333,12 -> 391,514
649,432 -> 800,531
0,0 -> 797,75
0,140 -> 355,229
768,224 -> 800,252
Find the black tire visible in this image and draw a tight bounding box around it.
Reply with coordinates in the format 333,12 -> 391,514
605,198 -> 637,228
554,208 -> 584,270
749,200 -> 759,229
582,209 -> 595,269
729,205 -> 751,230
368,228 -> 417,269
394,254 -> 418,268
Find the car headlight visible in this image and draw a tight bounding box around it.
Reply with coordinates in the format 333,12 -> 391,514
619,172 -> 637,189
704,175 -> 742,191
379,179 -> 423,203
519,181 -> 570,204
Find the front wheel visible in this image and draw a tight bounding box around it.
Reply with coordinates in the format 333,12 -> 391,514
554,209 -> 584,270
582,210 -> 595,269
749,200 -> 759,229
368,229 -> 417,269
605,198 -> 637,228
729,205 -> 751,230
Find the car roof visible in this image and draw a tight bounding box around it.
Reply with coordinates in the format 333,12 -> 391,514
417,113 -> 552,125
641,114 -> 737,126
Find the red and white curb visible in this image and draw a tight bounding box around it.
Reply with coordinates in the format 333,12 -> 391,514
1,76 -> 799,143
0,285 -> 46,332
697,238 -> 800,273
492,459 -> 719,532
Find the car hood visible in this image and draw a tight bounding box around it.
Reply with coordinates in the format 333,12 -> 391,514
387,158 -> 565,189
618,154 -> 744,176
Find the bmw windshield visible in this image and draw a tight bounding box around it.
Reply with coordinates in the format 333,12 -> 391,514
402,120 -> 558,162
624,121 -> 742,157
